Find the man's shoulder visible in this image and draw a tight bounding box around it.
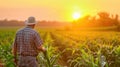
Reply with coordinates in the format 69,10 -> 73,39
31,29 -> 39,35
16,28 -> 24,34
16,27 -> 38,34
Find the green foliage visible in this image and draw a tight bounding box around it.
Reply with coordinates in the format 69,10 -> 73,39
114,46 -> 120,66
0,44 -> 15,67
67,47 -> 109,67
115,46 -> 120,56
37,33 -> 63,67
0,29 -> 120,67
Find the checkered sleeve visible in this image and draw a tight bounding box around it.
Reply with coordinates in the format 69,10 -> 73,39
34,32 -> 43,48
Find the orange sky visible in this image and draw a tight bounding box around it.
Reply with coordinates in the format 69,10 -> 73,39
0,0 -> 120,22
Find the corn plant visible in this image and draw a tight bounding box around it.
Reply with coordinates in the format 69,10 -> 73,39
0,44 -> 15,67
37,32 -> 63,67
114,46 -> 120,66
67,45 -> 108,67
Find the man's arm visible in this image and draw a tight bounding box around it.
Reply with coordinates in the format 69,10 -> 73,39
34,32 -> 46,53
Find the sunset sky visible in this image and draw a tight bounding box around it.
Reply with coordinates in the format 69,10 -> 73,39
0,0 -> 120,22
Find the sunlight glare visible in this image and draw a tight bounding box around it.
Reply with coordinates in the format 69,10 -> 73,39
73,12 -> 81,20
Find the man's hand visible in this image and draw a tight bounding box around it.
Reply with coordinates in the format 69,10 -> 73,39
42,47 -> 46,53
38,45 -> 46,53
41,47 -> 47,56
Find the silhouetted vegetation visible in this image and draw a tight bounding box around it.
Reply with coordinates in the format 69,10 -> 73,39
0,12 -> 120,31
73,12 -> 120,30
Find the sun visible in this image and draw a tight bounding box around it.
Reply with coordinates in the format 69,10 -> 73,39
72,12 -> 81,20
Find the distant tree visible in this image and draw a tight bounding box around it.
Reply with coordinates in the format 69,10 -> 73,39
113,14 -> 120,31
114,14 -> 119,25
97,12 -> 113,26
72,12 -> 119,28
98,12 -> 110,19
72,15 -> 91,27
77,15 -> 91,24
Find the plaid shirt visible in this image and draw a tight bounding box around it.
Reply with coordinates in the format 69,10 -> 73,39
13,27 -> 43,56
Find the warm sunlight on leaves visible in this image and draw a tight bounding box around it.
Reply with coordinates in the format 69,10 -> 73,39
72,12 -> 81,20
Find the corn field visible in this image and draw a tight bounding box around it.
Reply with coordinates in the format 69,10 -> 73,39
0,28 -> 120,67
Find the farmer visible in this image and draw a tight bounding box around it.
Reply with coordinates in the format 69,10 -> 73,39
12,16 -> 46,67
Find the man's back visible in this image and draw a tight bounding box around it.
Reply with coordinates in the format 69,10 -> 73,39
15,27 -> 42,56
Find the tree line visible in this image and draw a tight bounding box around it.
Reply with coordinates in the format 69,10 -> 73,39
73,12 -> 119,27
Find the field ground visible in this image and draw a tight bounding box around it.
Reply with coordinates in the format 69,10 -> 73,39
0,27 -> 120,67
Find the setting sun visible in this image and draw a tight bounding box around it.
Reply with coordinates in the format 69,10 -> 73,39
72,12 -> 81,20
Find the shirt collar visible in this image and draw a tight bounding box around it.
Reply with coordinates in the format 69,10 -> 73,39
26,26 -> 32,29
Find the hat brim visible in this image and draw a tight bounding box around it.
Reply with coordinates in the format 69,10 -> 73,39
25,20 -> 37,25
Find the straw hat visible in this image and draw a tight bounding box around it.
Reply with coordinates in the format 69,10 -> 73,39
25,16 -> 37,25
